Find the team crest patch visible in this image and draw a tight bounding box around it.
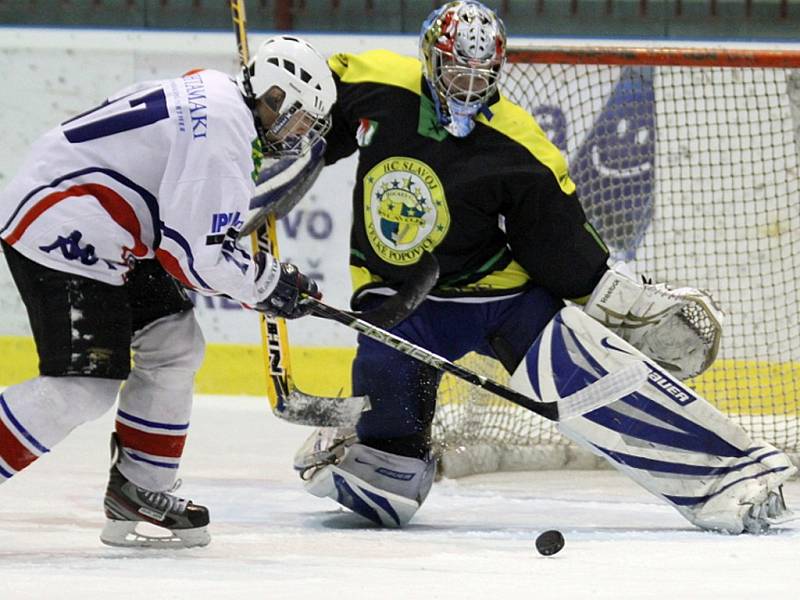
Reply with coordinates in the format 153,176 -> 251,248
356,118 -> 379,147
363,157 -> 450,266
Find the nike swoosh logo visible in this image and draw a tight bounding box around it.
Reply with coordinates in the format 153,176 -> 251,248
353,457 -> 376,467
601,336 -> 632,355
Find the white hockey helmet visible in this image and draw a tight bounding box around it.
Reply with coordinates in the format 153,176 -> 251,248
238,35 -> 336,157
419,1 -> 506,137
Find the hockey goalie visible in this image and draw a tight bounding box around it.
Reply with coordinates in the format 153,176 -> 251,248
296,263 -> 796,534
292,0 -> 795,534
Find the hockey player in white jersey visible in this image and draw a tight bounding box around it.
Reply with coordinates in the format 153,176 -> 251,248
0,35 -> 335,548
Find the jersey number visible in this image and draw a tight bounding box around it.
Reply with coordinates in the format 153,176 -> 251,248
63,88 -> 170,143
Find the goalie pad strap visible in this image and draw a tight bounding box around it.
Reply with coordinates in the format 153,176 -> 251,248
583,262 -> 643,329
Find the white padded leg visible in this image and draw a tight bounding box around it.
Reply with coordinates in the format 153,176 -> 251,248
0,376 -> 120,478
513,307 -> 797,534
2,376 -> 120,449
116,310 -> 205,491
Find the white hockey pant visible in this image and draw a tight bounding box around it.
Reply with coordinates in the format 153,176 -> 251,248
0,310 -> 204,491
0,376 -> 121,481
115,309 -> 205,491
510,307 -> 797,534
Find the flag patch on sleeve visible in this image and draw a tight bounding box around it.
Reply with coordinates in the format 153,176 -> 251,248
356,118 -> 379,147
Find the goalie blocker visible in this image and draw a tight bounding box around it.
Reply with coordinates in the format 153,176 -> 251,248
510,307 -> 796,534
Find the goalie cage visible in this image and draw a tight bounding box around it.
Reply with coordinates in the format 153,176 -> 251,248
431,45 -> 800,479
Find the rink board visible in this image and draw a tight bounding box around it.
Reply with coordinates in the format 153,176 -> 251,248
0,335 -> 797,415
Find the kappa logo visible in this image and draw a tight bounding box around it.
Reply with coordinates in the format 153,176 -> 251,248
39,230 -> 98,266
38,230 -> 118,270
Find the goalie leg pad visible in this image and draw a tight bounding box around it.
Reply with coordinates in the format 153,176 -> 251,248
512,307 -> 797,534
293,426 -> 357,478
303,443 -> 436,527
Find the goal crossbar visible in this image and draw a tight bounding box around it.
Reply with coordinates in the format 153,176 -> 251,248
508,46 -> 800,68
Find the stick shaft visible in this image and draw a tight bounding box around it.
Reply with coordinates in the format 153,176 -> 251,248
229,0 -> 293,413
308,298 -> 561,421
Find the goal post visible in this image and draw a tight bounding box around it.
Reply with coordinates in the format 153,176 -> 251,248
432,45 -> 800,479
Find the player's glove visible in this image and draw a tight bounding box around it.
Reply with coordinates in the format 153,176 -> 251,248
253,252 -> 321,319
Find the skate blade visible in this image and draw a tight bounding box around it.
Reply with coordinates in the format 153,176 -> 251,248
100,519 -> 210,549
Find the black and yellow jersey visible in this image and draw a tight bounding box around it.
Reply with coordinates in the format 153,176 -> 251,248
324,49 -> 609,306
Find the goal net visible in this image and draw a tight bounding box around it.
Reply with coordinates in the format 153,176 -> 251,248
431,46 -> 800,479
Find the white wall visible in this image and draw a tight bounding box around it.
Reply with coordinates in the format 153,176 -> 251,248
0,29 -> 418,347
2,28 -> 799,360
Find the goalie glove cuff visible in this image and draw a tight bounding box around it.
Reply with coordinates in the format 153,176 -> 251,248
584,261 -> 644,329
584,262 -> 724,380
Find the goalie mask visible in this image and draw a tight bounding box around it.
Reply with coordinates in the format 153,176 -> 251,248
238,35 -> 336,158
419,1 -> 506,138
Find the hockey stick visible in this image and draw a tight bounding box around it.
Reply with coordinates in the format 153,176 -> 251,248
229,0 -> 375,427
308,297 -> 650,422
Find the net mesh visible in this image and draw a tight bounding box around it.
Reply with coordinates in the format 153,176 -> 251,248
431,48 -> 800,477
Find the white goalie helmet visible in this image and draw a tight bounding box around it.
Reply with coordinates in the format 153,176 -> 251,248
420,1 -> 507,137
238,35 -> 336,157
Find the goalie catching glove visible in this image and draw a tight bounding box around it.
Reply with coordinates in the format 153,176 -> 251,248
584,262 -> 723,380
253,251 -> 321,319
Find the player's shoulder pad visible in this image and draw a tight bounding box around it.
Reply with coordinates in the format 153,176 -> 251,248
328,50 -> 422,95
478,96 -> 576,196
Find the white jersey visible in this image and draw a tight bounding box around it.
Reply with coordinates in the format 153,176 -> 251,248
0,69 -> 274,305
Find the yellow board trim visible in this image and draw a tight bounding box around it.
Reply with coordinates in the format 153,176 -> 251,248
0,336 -> 354,397
0,336 -> 795,416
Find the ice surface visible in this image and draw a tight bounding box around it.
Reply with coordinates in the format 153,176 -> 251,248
1,395 -> 798,599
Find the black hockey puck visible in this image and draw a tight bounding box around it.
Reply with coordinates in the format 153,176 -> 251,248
535,530 -> 565,556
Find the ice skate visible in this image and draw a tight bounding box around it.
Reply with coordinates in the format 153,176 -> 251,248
100,434 -> 210,548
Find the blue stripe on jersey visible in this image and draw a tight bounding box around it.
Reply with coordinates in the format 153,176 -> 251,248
0,167 -> 160,248
0,462 -> 14,479
0,394 -> 50,454
160,223 -> 212,290
117,409 -> 189,431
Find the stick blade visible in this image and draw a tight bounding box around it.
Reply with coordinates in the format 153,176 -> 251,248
358,252 -> 440,328
274,389 -> 370,427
